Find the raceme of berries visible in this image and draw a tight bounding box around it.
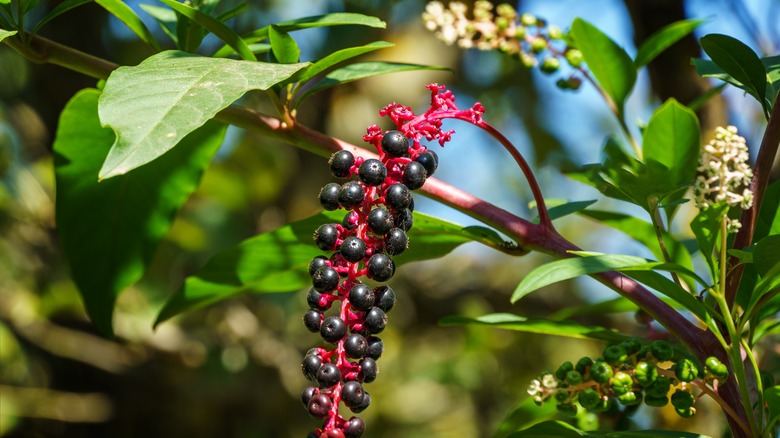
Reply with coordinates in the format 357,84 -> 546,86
526,339 -> 730,418
302,84 -> 485,437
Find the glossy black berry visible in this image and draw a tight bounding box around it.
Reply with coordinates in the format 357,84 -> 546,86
351,391 -> 371,413
302,354 -> 322,381
308,393 -> 332,418
307,288 -> 326,310
303,309 -> 323,333
319,183 -> 342,211
402,161 -> 427,190
314,224 -> 339,251
320,316 -> 347,343
341,381 -> 366,408
301,386 -> 318,408
415,150 -> 438,177
308,256 -> 329,276
367,207 -> 394,235
343,416 -> 366,438
374,286 -> 396,312
359,357 -> 378,383
381,130 -> 409,157
384,228 -> 408,255
394,208 -> 414,231
364,307 -> 387,334
316,363 -> 342,387
338,181 -> 365,208
385,183 -> 412,211
344,333 -> 368,358
358,159 -> 387,186
312,266 -> 339,292
329,150 -> 355,178
366,337 -> 384,359
367,253 -> 395,282
340,236 -> 367,262
349,283 -> 375,311
342,211 -> 358,231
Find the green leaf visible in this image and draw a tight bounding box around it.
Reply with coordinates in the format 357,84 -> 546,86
634,19 -> 704,68
54,89 -> 226,336
95,0 -> 161,52
159,0 -> 255,61
690,204 -> 729,274
642,98 -> 700,193
214,2 -> 246,23
757,179 -> 780,239
268,25 -> 300,64
493,397 -> 557,438
765,386 -> 780,424
549,297 -> 638,320
98,50 -> 307,179
531,199 -> 597,224
32,0 -> 91,33
140,3 -> 178,45
700,34 -> 769,116
0,28 -> 16,42
508,420 -> 712,438
155,210 -> 480,325
753,235 -> 780,277
439,314 -> 629,342
294,41 -> 394,85
570,18 -> 636,113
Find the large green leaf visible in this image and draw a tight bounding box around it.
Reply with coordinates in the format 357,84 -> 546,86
634,19 -> 704,68
642,98 -> 700,193
95,0 -> 161,52
155,210 -> 480,325
98,50 -> 307,179
294,41 -> 394,85
439,313 -> 629,342
570,19 -> 636,114
508,420 -> 712,438
0,28 -> 16,42
54,89 -> 226,336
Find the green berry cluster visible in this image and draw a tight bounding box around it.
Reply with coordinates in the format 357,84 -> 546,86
527,339 -> 730,418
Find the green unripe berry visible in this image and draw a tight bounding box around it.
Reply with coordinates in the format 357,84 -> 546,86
496,4 -> 516,19
617,390 -> 642,406
603,345 -> 628,366
554,390 -> 570,403
555,361 -> 574,381
646,377 -> 671,398
530,36 -> 548,53
520,52 -> 537,68
515,26 -> 527,39
611,371 -> 634,396
644,394 -> 669,407
674,358 -> 699,383
705,356 -> 729,379
540,57 -> 560,74
591,361 -> 613,384
591,397 -> 612,413
621,339 -> 642,356
578,388 -> 601,410
495,17 -> 510,31
520,13 -> 537,26
575,357 -> 594,375
635,345 -> 650,360
548,25 -> 563,40
564,49 -> 583,67
675,406 -> 695,418
634,361 -> 658,387
671,389 -> 695,410
651,340 -> 674,361
556,403 -> 578,417
565,370 -> 583,385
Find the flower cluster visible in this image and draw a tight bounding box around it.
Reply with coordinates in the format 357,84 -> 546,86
692,126 -> 754,231
301,84 -> 484,437
422,1 -> 583,89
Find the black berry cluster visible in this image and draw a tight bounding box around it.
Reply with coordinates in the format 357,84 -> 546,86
301,130 -> 438,437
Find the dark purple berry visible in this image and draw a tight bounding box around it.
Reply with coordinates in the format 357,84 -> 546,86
319,183 -> 342,210
394,209 -> 414,231
366,337 -> 384,359
308,256 -> 329,277
359,358 -> 378,383
367,207 -> 394,235
351,391 -> 371,413
385,183 -> 412,211
415,150 -> 438,177
342,381 -> 366,408
340,236 -> 367,262
301,386 -> 318,408
367,253 -> 395,282
349,283 -> 375,311
303,309 -> 323,332
308,393 -> 332,418
302,354 -> 322,381
329,150 -> 354,178
364,307 -> 387,334
312,266 -> 339,292
343,417 -> 365,438
402,161 -> 427,190
316,362 -> 342,387
358,159 -> 387,186
314,224 -> 339,251
338,181 -> 365,208
307,288 -> 327,310
374,286 -> 396,312
381,130 -> 409,157
384,228 -> 408,255
320,316 -> 347,343
344,333 -> 368,358
342,211 -> 358,230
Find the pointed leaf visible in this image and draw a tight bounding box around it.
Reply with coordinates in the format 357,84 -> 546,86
494,397 -> 557,438
439,313 -> 628,342
140,3 -> 178,45
531,199 -> 597,224
508,420 -> 712,438
642,98 -> 700,190
98,50 -> 307,179
635,19 -> 704,68
294,41 -> 394,85
54,89 -> 226,336
0,28 -> 16,42
95,0 -> 161,51
268,25 -> 300,64
753,235 -> 780,277
32,0 -> 90,33
690,204 -> 729,273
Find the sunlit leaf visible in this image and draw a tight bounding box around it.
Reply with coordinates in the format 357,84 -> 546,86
140,3 -> 178,45
634,19 -> 704,68
294,41 -> 394,86
439,313 -> 629,342
642,99 -> 699,195
0,28 -> 16,42
690,204 -> 729,275
531,199 -> 597,224
269,25 -> 300,64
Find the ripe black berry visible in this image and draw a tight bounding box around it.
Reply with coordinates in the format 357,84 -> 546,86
343,416 -> 366,438
308,256 -> 329,276
359,358 -> 378,383
312,267 -> 340,292
314,224 -> 339,251
415,150 -> 438,177
342,211 -> 358,230
367,207 -> 394,235
302,354 -> 322,381
384,228 -> 408,255
374,286 -> 396,312
308,393 -> 332,418
394,208 -> 414,231
307,288 -> 327,310
402,161 -> 427,190
364,307 -> 387,334
367,253 -> 395,282
344,333 -> 368,358
320,316 -> 347,343
316,363 -> 342,387
351,391 -> 371,413
319,183 -> 342,210
301,386 -> 318,408
338,181 -> 365,208
340,236 -> 367,262
341,381 -> 366,408
358,159 -> 387,186
349,283 -> 375,311
381,130 -> 409,157
303,309 -> 323,333
366,337 -> 384,359
385,183 -> 412,211
329,150 -> 355,178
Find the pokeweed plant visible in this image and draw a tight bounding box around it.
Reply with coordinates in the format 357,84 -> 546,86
2,0 -> 780,437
